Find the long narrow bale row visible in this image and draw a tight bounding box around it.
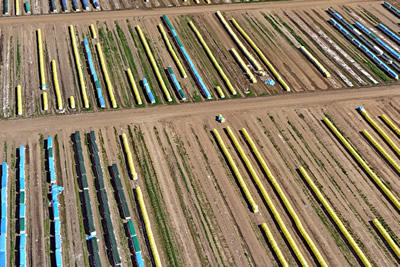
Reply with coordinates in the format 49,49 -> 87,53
3,0 -> 8,14
84,39 -> 105,108
298,46 -> 331,78
51,184 -> 64,267
126,69 -> 142,105
87,131 -> 121,266
323,117 -> 400,210
215,86 -> 225,99
216,11 -> 263,75
110,164 -> 130,219
96,43 -> 117,108
372,218 -> 400,259
241,128 -> 326,267
42,92 -> 49,111
18,146 -> 26,266
188,21 -> 237,96
361,129 -> 400,174
224,126 -> 294,266
69,96 -> 75,109
136,25 -> 172,103
72,131 -> 101,266
17,85 -> 22,116
230,18 -> 291,91
383,1 -> 400,19
121,133 -> 137,180
381,114 -> 400,137
90,24 -> 97,39
167,66 -> 186,101
47,137 -> 57,184
357,107 -> 400,157
69,25 -> 89,109
126,219 -> 145,267
162,14 -> 212,99
230,48 -> 257,83
15,0 -> 19,15
158,24 -> 187,79
37,29 -> 47,90
0,162 -> 8,266
260,223 -> 288,267
51,60 -> 63,110
298,167 -> 372,267
212,128 -> 258,213
136,186 -> 162,267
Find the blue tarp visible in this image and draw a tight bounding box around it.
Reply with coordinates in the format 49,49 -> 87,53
0,218 -> 6,234
47,137 -> 53,148
1,189 -> 6,203
20,178 -> 25,191
1,203 -> 6,218
20,233 -> 26,249
55,234 -> 61,249
135,252 -> 145,267
53,205 -> 59,219
19,248 -> 26,265
19,204 -> 25,218
49,159 -> 54,170
55,249 -> 62,267
0,252 -> 6,265
1,163 -> 6,188
19,168 -> 25,180
54,219 -> 60,234
0,235 -> 6,251
50,171 -> 56,182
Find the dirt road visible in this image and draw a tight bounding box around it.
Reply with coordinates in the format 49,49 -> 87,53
0,0 -> 376,25
1,84 -> 399,136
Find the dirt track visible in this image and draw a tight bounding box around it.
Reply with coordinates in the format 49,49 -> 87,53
0,84 -> 399,136
0,0 -> 376,25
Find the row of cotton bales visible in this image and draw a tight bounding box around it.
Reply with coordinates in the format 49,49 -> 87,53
328,8 -> 400,80
110,164 -> 145,267
84,38 -> 105,108
87,131 -> 121,266
0,162 -> 7,267
383,1 -> 400,18
18,146 -> 26,266
72,131 -> 100,266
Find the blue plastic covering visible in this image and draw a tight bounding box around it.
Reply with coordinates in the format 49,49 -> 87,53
55,234 -> 61,249
0,219 -> 5,235
0,235 -> 5,251
143,78 -> 155,104
20,248 -> 26,265
82,0 -> 88,9
20,233 -> 26,249
53,205 -> 59,219
83,39 -> 105,108
1,162 -> 7,189
356,106 -> 364,112
1,203 -> 6,218
162,15 -> 212,99
0,252 -> 5,265
49,159 -> 54,172
47,137 -> 53,149
86,234 -> 97,240
19,204 -> 25,218
55,249 -> 62,267
135,252 -> 145,267
167,66 -> 186,100
72,0 -> 79,10
265,80 -> 275,85
61,0 -> 68,12
1,189 -> 6,203
20,178 -> 25,191
55,219 -> 61,234
378,23 -> 400,44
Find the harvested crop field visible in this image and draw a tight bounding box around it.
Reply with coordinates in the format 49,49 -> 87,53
2,0 -> 400,266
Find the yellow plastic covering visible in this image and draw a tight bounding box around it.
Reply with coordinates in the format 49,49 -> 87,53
17,85 -> 22,116
323,117 -> 400,210
372,218 -> 400,259
37,29 -> 46,90
52,60 -> 63,110
381,114 -> 400,137
69,25 -> 89,108
69,96 -> 75,109
121,133 -> 138,180
15,0 -> 19,15
189,21 -> 237,96
126,68 -> 142,105
42,92 -> 48,111
216,11 -> 263,75
299,46 -> 331,78
158,24 -> 187,78
225,126 -> 298,265
299,167 -> 372,267
242,127 -> 325,266
212,128 -> 258,213
362,129 -> 400,174
136,186 -> 162,267
136,25 -> 172,102
230,48 -> 257,83
90,24 -> 97,39
215,86 -> 225,99
96,43 -> 117,108
231,18 -> 291,91
359,108 -> 400,157
261,223 -> 289,267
